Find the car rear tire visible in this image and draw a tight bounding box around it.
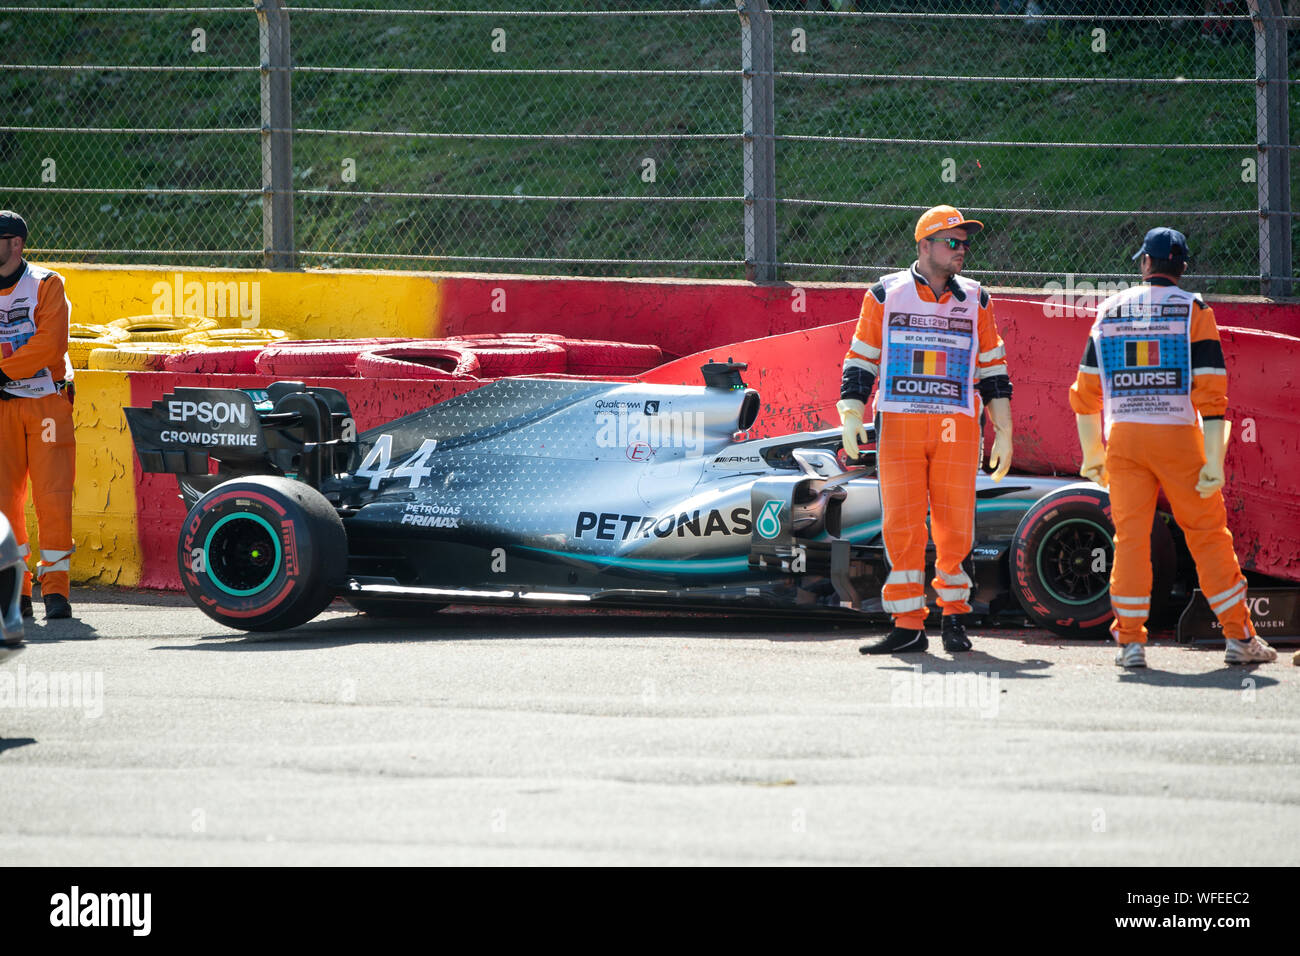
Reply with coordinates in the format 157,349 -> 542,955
1010,483 -> 1175,640
178,476 -> 346,631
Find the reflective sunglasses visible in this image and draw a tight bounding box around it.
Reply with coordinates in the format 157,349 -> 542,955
926,236 -> 971,250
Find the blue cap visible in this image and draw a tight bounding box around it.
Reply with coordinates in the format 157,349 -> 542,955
0,210 -> 26,240
1132,227 -> 1189,262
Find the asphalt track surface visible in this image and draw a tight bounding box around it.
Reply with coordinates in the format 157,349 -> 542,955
2,588 -> 1297,866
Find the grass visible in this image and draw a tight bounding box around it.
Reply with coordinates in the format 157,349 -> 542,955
1,1 -> 1295,293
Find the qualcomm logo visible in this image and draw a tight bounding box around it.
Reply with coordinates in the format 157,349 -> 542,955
755,500 -> 783,539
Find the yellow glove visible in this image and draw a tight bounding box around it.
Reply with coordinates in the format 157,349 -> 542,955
837,399 -> 869,461
986,397 -> 1013,482
1196,419 -> 1231,498
1075,413 -> 1108,488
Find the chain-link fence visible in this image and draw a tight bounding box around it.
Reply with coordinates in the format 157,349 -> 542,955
2,1 -> 1295,295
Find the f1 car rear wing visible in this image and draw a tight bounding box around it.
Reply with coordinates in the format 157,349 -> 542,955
124,382 -> 357,488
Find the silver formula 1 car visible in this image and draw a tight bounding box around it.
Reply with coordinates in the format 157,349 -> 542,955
124,361 -> 1179,636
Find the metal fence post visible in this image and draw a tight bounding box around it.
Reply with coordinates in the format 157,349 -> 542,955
737,0 -> 777,282
258,0 -> 295,270
1252,0 -> 1292,297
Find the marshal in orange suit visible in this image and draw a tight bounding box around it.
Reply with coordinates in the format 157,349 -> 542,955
0,210 -> 76,621
1069,227 -> 1275,668
839,206 -> 1015,656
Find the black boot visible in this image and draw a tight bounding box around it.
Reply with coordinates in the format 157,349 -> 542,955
44,594 -> 72,620
860,627 -> 928,655
20,595 -> 33,619
942,615 -> 972,652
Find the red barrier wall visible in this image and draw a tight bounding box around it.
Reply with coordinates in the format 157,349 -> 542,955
434,273 -> 1300,354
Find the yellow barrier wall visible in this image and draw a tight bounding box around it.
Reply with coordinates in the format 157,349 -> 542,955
47,264 -> 443,340
21,371 -> 140,588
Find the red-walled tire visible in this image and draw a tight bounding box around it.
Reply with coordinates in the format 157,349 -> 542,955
354,345 -> 482,380
450,332 -> 567,343
178,476 -> 346,632
1010,483 -> 1175,640
165,347 -> 265,375
561,340 -> 663,374
255,339 -> 413,378
460,341 -> 567,376
525,373 -> 643,383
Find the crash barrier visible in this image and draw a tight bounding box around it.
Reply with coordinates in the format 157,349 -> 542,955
24,264 -> 1300,589
52,264 -> 1300,353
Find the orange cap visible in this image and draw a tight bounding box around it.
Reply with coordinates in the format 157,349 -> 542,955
914,205 -> 984,242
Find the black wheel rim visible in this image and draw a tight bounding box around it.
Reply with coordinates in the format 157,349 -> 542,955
204,513 -> 282,596
1036,517 -> 1112,606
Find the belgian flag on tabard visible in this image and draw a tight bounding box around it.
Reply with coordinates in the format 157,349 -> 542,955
911,350 -> 947,376
1125,340 -> 1160,366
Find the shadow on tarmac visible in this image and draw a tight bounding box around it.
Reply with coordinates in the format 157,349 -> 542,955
1117,665 -> 1280,690
876,651 -> 1054,680
155,610 -> 866,651
150,606 -> 1066,656
20,618 -> 100,643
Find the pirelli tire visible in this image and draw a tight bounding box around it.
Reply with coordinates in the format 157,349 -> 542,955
1010,483 -> 1175,640
179,477 -> 347,632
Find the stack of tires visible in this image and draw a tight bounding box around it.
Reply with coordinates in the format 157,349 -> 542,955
75,315 -> 294,373
76,321 -> 664,382
251,333 -> 662,382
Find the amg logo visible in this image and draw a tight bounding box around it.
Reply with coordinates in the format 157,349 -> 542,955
167,400 -> 250,426
1113,369 -> 1179,389
893,377 -> 961,398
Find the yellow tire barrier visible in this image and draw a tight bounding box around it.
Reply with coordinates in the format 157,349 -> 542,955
180,327 -> 290,346
68,323 -> 132,369
88,343 -> 199,372
108,314 -> 220,343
